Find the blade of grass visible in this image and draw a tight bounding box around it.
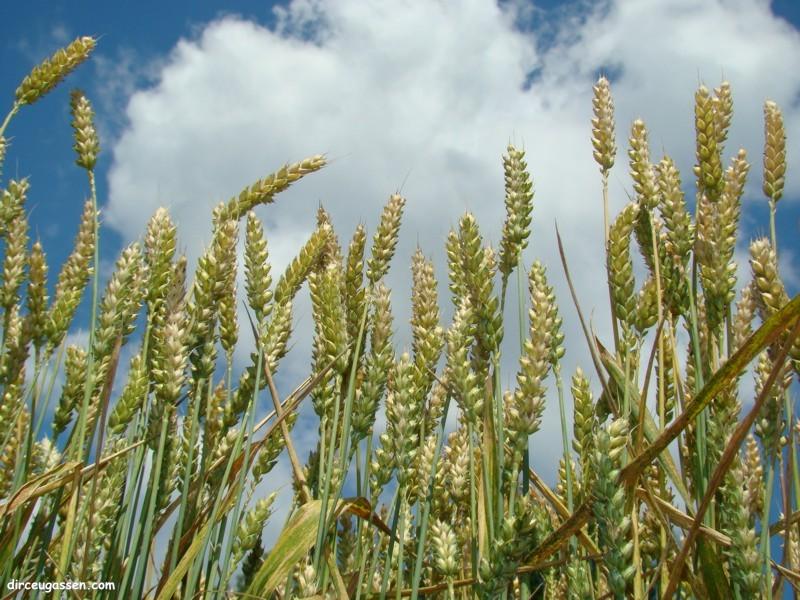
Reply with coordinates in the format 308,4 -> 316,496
246,497 -> 374,597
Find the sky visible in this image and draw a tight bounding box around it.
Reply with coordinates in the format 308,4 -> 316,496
2,0 -> 800,560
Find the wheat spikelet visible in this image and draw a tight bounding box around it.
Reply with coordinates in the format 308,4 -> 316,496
69,89 -> 99,170
273,223 -> 331,305
309,261 -> 349,378
657,156 -> 694,263
478,495 -> 542,595
458,214 -> 502,363
108,352 -> 148,434
410,248 -> 444,401
26,241 -> 48,350
0,303 -> 28,386
31,436 -> 61,476
571,367 -> 595,496
409,433 -> 437,504
719,459 -> 761,596
694,84 -> 724,201
212,219 -> 239,355
628,119 -> 658,210
336,515 -> 356,573
0,178 -> 25,229
53,345 -> 88,435
499,144 -> 534,284
508,261 -> 555,452
352,282 -> 393,441
656,324 -> 677,423
748,238 -> 800,374
753,351 -> 789,459
262,298 -> 293,373
186,217 -> 236,387
294,561 -> 319,597
699,148 -> 749,332
231,494 -> 276,571
591,418 -> 633,598
386,353 -> 421,487
343,223 -> 367,348
366,194 -> 405,284
72,437 -> 127,579
446,300 -> 481,425
742,433 -> 764,516
607,202 -> 638,329
86,245 -> 147,426
47,200 -> 96,349
763,100 -> 786,204
244,211 -> 273,323
0,396 -> 28,496
143,207 -> 178,316
217,155 -> 326,222
369,433 -> 395,501
315,205 -> 342,268
443,425 -> 470,508
592,76 -> 617,173
713,81 -> 733,145
430,519 -> 460,581
424,376 -> 448,438
94,243 -> 147,358
148,269 -> 188,449
1,180 -> 30,312
446,228 -> 467,307
15,36 -> 96,105
556,455 -> 580,506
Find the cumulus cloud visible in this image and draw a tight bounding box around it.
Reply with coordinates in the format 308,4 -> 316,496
104,0 -> 800,492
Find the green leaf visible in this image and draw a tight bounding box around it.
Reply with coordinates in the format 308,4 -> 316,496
155,487 -> 238,600
247,497 -> 380,597
0,461 -> 80,519
697,538 -> 732,599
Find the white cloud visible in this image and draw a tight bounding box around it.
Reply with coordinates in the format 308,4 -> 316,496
104,0 -> 800,521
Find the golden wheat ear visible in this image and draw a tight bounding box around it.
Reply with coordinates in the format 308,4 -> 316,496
15,36 -> 96,106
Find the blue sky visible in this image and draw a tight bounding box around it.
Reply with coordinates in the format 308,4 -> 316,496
3,0 -> 800,555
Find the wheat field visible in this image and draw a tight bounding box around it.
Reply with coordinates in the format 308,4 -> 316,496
0,35 -> 799,600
